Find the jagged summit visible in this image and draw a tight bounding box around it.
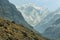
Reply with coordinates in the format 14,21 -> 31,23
18,4 -> 49,26
35,8 -> 60,33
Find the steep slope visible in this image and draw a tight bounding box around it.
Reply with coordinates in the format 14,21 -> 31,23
0,18 -> 49,40
0,0 -> 33,30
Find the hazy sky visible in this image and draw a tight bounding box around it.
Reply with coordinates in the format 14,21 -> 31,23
9,0 -> 60,12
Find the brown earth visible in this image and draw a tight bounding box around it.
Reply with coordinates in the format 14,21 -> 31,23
0,18 -> 49,40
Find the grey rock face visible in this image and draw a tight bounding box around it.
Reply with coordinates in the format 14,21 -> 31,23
0,0 -> 33,30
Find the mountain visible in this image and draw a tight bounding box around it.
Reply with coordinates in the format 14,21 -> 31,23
0,0 -> 34,30
35,8 -> 60,33
43,24 -> 60,40
42,9 -> 60,40
18,4 -> 49,27
0,17 -> 49,40
0,0 -> 49,40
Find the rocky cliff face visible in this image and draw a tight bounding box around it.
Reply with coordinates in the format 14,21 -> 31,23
0,18 -> 49,40
0,0 -> 33,30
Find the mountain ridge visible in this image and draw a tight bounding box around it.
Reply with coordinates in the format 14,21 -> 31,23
0,0 -> 34,31
42,9 -> 60,40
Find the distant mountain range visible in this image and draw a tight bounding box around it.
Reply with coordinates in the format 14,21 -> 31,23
42,9 -> 60,40
18,4 -> 60,40
35,9 -> 60,33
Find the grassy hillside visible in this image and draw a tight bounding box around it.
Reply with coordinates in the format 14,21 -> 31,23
0,18 -> 49,40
